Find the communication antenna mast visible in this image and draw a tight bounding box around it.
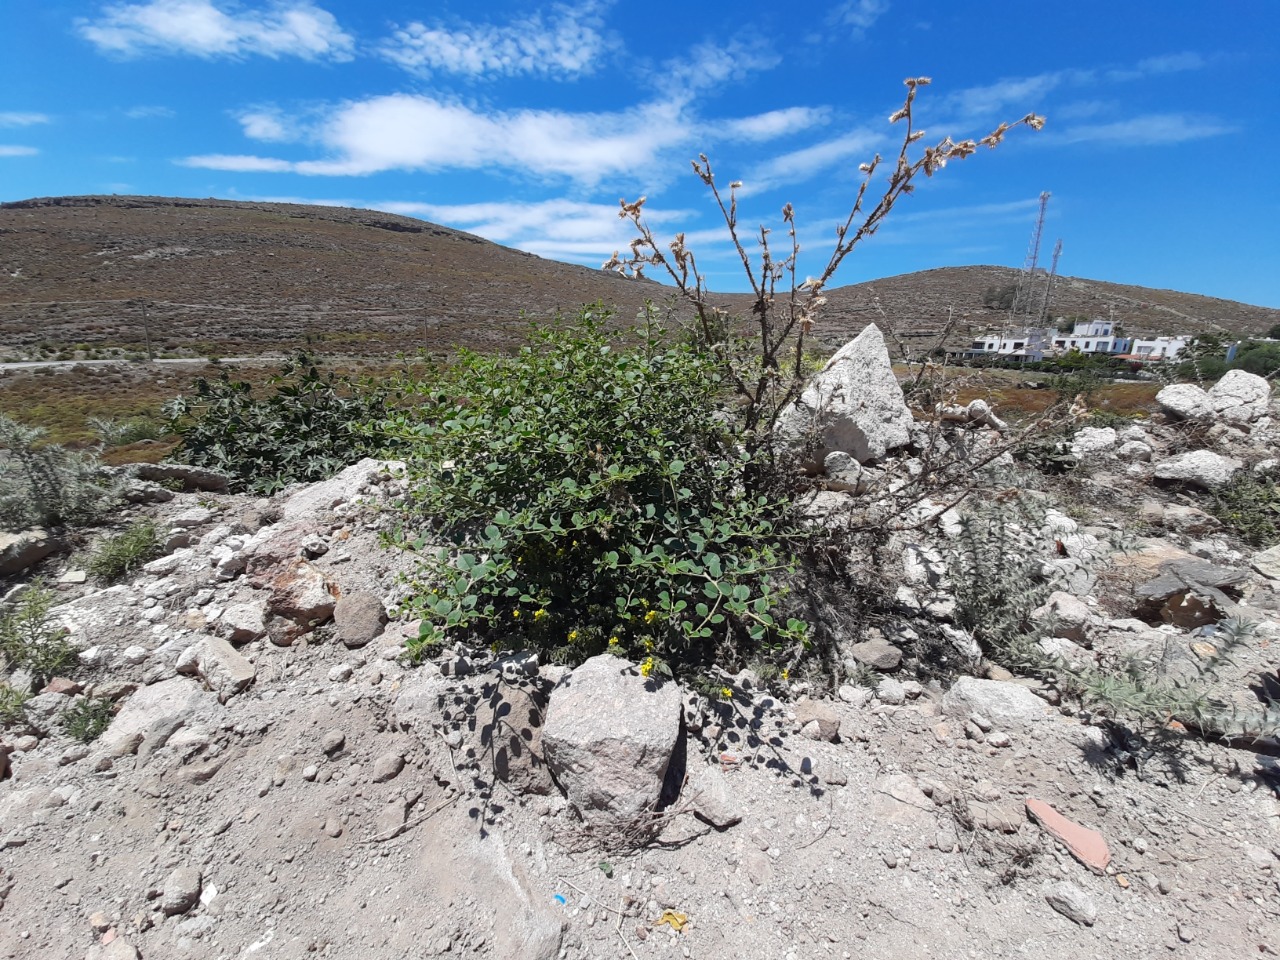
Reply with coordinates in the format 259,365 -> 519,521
1039,238 -> 1063,324
1010,191 -> 1051,323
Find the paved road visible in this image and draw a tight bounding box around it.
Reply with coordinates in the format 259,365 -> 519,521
0,357 -> 263,371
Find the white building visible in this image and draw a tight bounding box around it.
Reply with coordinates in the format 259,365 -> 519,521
1048,319 -> 1130,356
1124,335 -> 1190,361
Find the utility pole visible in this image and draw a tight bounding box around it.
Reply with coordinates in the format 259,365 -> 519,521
141,299 -> 155,361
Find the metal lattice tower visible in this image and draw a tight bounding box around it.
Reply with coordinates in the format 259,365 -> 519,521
1010,191 -> 1051,324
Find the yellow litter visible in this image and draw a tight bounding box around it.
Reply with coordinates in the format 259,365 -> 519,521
654,910 -> 689,933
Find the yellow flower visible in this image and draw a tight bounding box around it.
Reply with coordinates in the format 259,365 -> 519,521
720,686 -> 733,700
639,656 -> 655,677
643,610 -> 658,624
568,630 -> 580,642
607,635 -> 619,646
511,610 -> 520,619
533,609 -> 547,621
781,668 -> 790,681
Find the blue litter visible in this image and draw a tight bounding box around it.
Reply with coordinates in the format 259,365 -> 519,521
553,894 -> 567,905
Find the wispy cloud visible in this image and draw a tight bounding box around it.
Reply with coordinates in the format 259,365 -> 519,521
746,129 -> 884,192
656,38 -> 780,98
1106,51 -> 1205,82
125,104 -> 174,119
78,0 -> 354,60
1058,113 -> 1235,146
0,145 -> 40,157
180,153 -> 293,172
714,107 -> 830,142
182,94 -> 696,184
0,112 -> 51,127
380,2 -> 613,79
829,0 -> 890,37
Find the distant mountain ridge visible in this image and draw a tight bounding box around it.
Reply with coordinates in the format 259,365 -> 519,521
2,195 -> 1275,357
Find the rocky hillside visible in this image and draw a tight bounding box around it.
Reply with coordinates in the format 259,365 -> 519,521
2,196 -> 1277,360
2,326 -> 1279,960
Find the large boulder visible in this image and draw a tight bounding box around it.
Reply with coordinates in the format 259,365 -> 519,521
1208,369 -> 1272,423
1156,383 -> 1212,421
1069,427 -> 1116,461
1152,450 -> 1242,491
776,324 -> 912,465
0,528 -> 62,576
541,655 -> 681,825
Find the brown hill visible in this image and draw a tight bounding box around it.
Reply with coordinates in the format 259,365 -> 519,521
2,196 -> 1276,359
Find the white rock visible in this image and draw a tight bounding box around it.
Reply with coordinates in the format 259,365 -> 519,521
1043,880 -> 1098,926
1250,544 -> 1280,582
1208,369 -> 1272,423
776,324 -> 913,465
941,677 -> 1051,726
541,655 -> 681,825
1069,427 -> 1116,460
1156,383 -> 1212,420
1153,450 -> 1243,491
1116,440 -> 1153,462
1032,591 -> 1092,645
196,636 -> 256,702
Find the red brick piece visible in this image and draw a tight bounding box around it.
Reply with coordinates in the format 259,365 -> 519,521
1026,797 -> 1111,873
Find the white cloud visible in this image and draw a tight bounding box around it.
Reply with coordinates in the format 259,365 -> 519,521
829,0 -> 889,36
125,105 -> 175,119
0,112 -> 51,127
183,94 -> 695,184
657,38 -> 779,97
1107,51 -> 1205,82
178,153 -> 294,171
747,129 -> 884,191
1059,113 -> 1234,146
78,0 -> 354,60
237,107 -> 293,141
940,72 -> 1071,123
0,145 -> 39,157
715,107 -> 830,142
380,2 -> 612,79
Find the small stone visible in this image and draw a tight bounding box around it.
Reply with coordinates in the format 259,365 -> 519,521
1043,880 -> 1098,926
321,730 -> 346,756
985,730 -> 1011,748
89,910 -> 111,933
794,698 -> 840,741
327,663 -> 353,683
847,638 -> 902,671
876,678 -> 906,705
323,817 -> 343,838
302,765 -> 319,782
372,752 -> 405,783
160,866 -> 202,916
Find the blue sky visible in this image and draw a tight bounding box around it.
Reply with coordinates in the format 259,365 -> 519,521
3,1 -> 1278,306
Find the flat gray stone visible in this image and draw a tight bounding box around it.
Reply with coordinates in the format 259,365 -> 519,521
1043,880 -> 1098,926
941,677 -> 1051,726
1152,450 -> 1242,491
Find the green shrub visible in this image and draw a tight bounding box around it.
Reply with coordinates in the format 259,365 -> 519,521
0,414 -> 119,531
0,584 -> 77,687
0,684 -> 30,729
61,696 -> 115,743
164,351 -> 401,495
1211,472 -> 1280,548
87,519 -> 162,583
384,308 -> 812,679
87,415 -> 166,446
